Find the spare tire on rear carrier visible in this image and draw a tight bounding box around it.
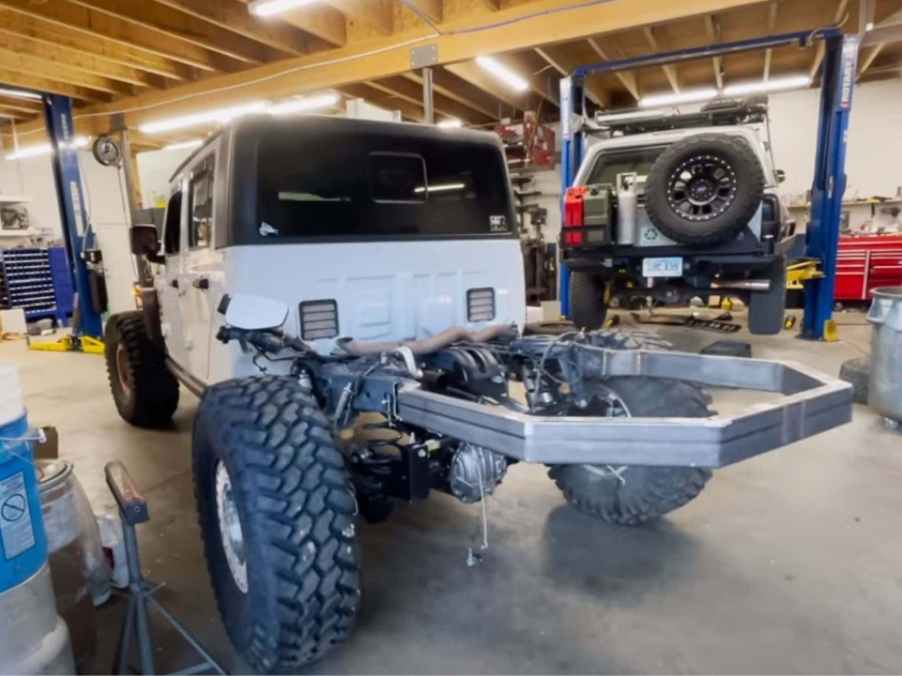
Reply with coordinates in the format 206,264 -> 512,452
644,133 -> 765,247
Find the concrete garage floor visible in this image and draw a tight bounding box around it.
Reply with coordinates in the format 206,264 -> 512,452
3,309 -> 901,674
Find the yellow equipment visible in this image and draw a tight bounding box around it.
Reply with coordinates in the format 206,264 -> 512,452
27,335 -> 104,354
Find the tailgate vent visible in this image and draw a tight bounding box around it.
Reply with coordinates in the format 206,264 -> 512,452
467,288 -> 495,322
299,299 -> 339,340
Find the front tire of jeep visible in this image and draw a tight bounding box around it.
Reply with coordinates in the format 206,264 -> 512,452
569,271 -> 608,330
549,376 -> 713,526
104,311 -> 179,427
193,376 -> 361,673
747,256 -> 787,335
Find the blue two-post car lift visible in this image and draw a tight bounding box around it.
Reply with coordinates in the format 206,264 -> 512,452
30,94 -> 105,351
558,28 -> 860,341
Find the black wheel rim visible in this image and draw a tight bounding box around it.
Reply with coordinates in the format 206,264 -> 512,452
666,153 -> 738,222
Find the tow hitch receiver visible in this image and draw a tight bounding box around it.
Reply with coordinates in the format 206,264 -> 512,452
397,347 -> 853,468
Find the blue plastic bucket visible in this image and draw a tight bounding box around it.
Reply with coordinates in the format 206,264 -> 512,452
0,412 -> 48,593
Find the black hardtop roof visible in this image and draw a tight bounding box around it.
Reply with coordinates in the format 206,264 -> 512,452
169,113 -> 502,184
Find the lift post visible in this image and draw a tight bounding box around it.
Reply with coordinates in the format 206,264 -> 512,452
42,94 -> 103,341
559,28 -> 856,340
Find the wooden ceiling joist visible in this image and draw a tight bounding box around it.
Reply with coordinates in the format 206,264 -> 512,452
65,0 -> 277,65
402,69 -> 501,120
443,61 -> 535,113
643,26 -> 681,93
859,42 -> 886,78
150,0 -> 309,56
0,9 -> 192,81
403,0 -> 444,23
0,33 -> 159,90
0,48 -> 133,96
0,69 -> 109,102
763,1 -> 780,80
366,75 -> 491,123
322,0 -> 394,35
586,38 -> 641,101
0,0 -> 231,73
534,45 -> 609,108
810,0 -> 850,79
0,96 -> 40,115
703,15 -> 724,89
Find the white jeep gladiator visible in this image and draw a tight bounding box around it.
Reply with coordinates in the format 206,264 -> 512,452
104,114 -> 851,672
563,99 -> 798,334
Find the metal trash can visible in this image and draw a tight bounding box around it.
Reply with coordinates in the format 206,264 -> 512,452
867,286 -> 902,425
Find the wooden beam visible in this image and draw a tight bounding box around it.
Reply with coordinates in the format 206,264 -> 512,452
404,0 -> 443,23
810,0 -> 850,79
0,69 -> 109,102
322,0 -> 394,34
763,1 -> 779,79
0,9 -> 191,81
444,61 -> 534,113
0,0 -> 230,73
12,0 -> 769,135
703,15 -> 724,89
534,45 -> 609,108
0,48 -> 134,95
367,75 -> 491,123
499,52 -> 559,106
0,33 -> 159,89
0,95 -> 41,115
402,69 -> 500,119
643,26 -> 680,93
66,0 -> 274,65
586,38 -> 640,101
0,106 -> 31,120
338,83 -> 424,121
150,0 -> 309,56
858,42 -> 885,78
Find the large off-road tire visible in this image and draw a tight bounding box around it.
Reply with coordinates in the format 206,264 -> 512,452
569,271 -> 608,330
104,311 -> 179,427
645,134 -> 765,247
748,257 -> 787,335
549,376 -> 713,526
193,376 -> 361,673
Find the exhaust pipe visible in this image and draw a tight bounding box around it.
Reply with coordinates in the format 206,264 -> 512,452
710,279 -> 772,292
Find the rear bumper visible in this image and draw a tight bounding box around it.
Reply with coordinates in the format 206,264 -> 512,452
397,348 -> 852,468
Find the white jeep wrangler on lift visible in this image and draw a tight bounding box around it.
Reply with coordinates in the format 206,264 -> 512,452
105,114 -> 851,672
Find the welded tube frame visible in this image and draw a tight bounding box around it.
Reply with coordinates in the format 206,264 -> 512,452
397,348 -> 853,469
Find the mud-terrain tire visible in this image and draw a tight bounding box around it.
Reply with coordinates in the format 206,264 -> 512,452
748,257 -> 787,335
839,356 -> 870,405
549,366 -> 713,526
645,134 -> 765,247
104,311 -> 178,427
570,271 -> 608,330
193,376 -> 361,673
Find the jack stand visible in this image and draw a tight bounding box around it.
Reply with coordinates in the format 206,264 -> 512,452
105,461 -> 226,676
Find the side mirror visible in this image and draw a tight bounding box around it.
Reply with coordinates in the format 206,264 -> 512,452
130,224 -> 164,264
775,169 -> 787,184
220,294 -> 289,331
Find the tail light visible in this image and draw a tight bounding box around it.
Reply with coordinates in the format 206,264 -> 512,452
563,186 -> 587,246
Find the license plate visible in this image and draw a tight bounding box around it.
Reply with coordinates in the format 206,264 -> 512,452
642,256 -> 684,278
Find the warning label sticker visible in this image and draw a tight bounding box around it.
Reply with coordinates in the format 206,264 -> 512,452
0,472 -> 35,560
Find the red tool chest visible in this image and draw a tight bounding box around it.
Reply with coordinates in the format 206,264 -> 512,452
835,234 -> 902,302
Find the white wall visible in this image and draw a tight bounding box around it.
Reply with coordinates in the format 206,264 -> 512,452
136,147 -> 194,209
769,78 -> 902,203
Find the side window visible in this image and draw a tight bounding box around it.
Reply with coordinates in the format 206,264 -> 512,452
370,153 -> 426,203
163,190 -> 182,255
189,155 -> 215,249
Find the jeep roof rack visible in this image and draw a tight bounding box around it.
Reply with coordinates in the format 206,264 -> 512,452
592,97 -> 768,136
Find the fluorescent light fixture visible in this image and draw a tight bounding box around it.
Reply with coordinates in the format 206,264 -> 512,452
269,93 -> 339,116
6,136 -> 89,160
139,101 -> 267,134
639,88 -> 718,108
475,56 -> 529,93
723,74 -> 812,96
163,139 -> 203,151
437,118 -> 463,128
250,0 -> 318,17
414,182 -> 466,194
0,87 -> 41,101
866,21 -> 875,31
